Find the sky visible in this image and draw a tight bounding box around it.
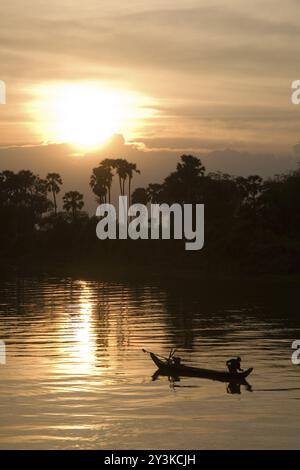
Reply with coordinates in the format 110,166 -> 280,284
1,0 -> 300,211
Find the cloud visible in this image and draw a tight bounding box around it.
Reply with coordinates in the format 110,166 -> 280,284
2,3 -> 300,82
1,0 -> 300,154
0,0 -> 300,87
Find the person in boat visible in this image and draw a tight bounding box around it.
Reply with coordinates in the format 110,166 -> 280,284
172,356 -> 182,366
226,357 -> 243,374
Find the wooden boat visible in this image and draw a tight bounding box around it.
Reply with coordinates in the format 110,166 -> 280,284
149,352 -> 253,383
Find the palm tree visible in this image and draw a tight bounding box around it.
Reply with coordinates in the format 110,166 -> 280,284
114,159 -> 129,196
63,191 -> 84,221
90,158 -> 140,203
46,173 -> 63,215
127,162 -> 140,204
100,159 -> 114,203
90,169 -> 109,204
90,160 -> 114,204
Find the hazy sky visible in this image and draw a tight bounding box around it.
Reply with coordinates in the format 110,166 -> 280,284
1,0 -> 300,210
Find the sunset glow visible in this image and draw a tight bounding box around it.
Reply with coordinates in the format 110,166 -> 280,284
1,0 -> 300,453
30,83 -> 153,150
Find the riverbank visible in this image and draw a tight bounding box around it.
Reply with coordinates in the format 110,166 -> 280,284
1,252 -> 300,284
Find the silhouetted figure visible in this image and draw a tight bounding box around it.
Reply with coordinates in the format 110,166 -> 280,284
227,382 -> 241,394
226,356 -> 243,374
172,356 -> 181,366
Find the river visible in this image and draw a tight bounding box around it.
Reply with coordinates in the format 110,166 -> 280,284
0,277 -> 300,449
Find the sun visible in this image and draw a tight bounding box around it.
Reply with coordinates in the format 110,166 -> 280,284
53,84 -> 125,148
30,82 -> 150,150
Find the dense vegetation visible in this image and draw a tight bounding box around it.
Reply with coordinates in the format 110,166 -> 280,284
1,155 -> 300,276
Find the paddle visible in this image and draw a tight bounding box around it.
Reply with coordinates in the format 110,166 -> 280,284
169,348 -> 176,360
142,348 -> 172,362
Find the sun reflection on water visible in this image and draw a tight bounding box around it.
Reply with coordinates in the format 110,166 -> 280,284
55,281 -> 97,376
1,278 -> 300,449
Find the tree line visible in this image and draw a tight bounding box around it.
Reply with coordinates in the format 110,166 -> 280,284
0,158 -> 141,225
0,154 -> 300,275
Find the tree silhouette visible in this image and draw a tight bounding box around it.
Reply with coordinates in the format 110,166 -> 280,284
127,162 -> 140,204
147,183 -> 163,203
114,159 -> 129,196
131,187 -> 148,205
164,154 -> 206,203
100,159 -> 114,203
90,171 -> 107,204
91,158 -> 141,202
0,170 -> 50,213
0,169 -> 51,247
46,173 -> 63,215
90,163 -> 113,204
63,191 -> 84,221
2,154 -> 300,275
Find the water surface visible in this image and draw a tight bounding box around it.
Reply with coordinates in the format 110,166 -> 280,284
0,277 -> 300,449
